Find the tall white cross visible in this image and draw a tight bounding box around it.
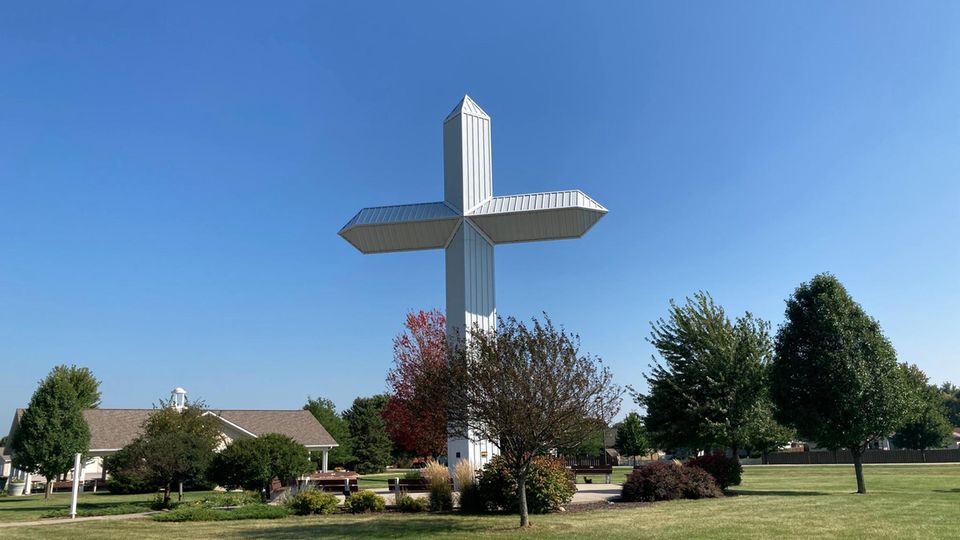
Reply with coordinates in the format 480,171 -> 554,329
339,95 -> 607,471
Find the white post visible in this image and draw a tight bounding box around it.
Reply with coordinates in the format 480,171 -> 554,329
23,473 -> 32,495
322,449 -> 329,473
69,453 -> 82,519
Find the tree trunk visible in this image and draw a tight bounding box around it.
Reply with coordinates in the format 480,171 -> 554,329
730,445 -> 739,460
852,449 -> 866,494
921,449 -> 926,463
45,478 -> 53,500
163,484 -> 171,506
518,475 -> 529,528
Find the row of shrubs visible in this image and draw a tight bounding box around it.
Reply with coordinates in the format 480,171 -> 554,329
286,455 -> 577,517
621,455 -> 743,503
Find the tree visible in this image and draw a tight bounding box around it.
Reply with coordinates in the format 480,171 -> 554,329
10,368 -> 91,498
615,412 -> 650,463
381,310 -> 449,458
771,273 -> 911,494
208,433 -> 313,500
128,402 -> 223,505
49,365 -> 101,409
891,364 -> 953,460
743,401 -> 795,461
940,382 -> 960,427
303,397 -> 353,467
448,315 -> 622,527
641,293 -> 774,457
556,418 -> 607,457
342,395 -> 393,473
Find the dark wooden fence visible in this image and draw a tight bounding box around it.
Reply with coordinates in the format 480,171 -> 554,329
765,448 -> 960,465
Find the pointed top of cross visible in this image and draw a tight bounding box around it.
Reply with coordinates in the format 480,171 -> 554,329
444,94 -> 490,123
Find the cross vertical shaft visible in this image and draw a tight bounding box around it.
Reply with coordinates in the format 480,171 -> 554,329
444,98 -> 497,471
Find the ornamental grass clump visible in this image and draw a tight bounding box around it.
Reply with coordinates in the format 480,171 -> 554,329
454,459 -> 485,513
423,460 -> 453,512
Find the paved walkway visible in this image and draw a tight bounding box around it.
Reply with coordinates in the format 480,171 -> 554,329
0,511 -> 156,529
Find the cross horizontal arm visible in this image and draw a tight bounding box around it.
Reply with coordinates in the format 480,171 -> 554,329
467,190 -> 607,245
339,202 -> 461,254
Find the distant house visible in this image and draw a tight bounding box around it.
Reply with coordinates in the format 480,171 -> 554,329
4,389 -> 338,491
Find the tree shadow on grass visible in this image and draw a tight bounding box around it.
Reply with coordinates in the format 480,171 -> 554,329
231,517 -> 491,539
932,488 -> 960,493
729,490 -> 829,497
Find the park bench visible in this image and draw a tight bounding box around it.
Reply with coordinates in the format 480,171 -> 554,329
387,477 -> 454,492
569,465 -> 613,484
311,478 -> 359,494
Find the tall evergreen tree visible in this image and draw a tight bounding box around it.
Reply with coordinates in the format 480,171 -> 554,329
771,273 -> 911,494
303,396 -> 353,467
11,369 -> 91,498
641,292 -> 775,457
342,395 -> 393,473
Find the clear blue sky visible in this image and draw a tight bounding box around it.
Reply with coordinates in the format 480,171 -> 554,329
2,1 -> 958,431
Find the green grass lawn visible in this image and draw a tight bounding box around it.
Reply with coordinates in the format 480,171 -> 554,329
357,469 -> 415,489
0,490 -> 215,523
1,464 -> 957,538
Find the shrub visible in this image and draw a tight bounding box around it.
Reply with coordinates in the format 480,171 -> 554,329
288,490 -> 339,515
195,491 -> 261,508
457,483 -> 486,513
429,482 -> 454,512
346,490 -> 386,513
403,470 -> 422,480
622,462 -> 684,502
153,504 -> 291,522
681,465 -> 724,499
687,454 -> 742,490
397,494 -> 427,513
477,456 -> 576,514
621,462 -> 723,502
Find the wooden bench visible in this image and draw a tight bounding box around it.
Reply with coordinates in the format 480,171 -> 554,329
569,466 -> 613,483
387,477 -> 454,492
311,478 -> 359,494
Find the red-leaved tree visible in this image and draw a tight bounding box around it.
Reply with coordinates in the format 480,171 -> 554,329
382,310 -> 449,457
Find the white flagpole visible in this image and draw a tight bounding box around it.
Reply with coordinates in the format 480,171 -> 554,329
69,453 -> 81,519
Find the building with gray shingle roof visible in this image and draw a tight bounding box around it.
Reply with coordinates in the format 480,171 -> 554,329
4,390 -> 339,487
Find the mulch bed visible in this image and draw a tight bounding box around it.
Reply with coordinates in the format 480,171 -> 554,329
562,499 -> 651,513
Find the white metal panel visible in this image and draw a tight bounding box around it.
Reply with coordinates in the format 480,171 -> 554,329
443,94 -> 490,123
469,206 -> 605,244
341,202 -> 457,228
444,221 -> 495,338
339,215 -> 461,254
469,190 -> 607,215
444,96 -> 492,213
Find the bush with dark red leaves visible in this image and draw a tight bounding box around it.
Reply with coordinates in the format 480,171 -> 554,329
680,465 -> 724,499
621,461 -> 723,502
686,454 -> 742,490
